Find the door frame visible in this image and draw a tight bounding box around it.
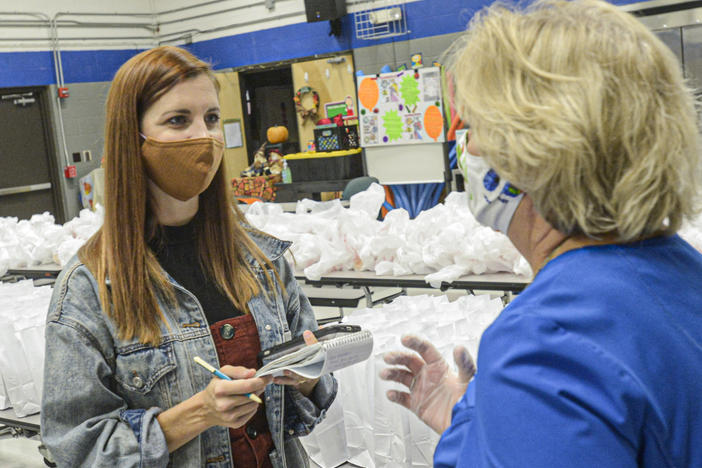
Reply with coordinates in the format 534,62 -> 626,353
0,85 -> 65,223
233,50 -> 355,164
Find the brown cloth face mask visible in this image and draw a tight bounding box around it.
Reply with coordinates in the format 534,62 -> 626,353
141,136 -> 224,201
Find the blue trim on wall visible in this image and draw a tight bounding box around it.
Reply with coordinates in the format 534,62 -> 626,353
0,51 -> 55,88
61,49 -> 145,83
185,15 -> 354,70
0,0 -> 643,88
0,49 -> 144,88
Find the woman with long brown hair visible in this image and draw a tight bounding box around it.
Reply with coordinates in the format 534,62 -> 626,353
41,46 -> 336,468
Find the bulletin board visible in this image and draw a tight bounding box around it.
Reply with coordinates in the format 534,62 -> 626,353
357,67 -> 445,147
222,119 -> 243,148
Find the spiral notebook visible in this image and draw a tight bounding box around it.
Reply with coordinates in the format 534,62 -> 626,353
255,330 -> 374,379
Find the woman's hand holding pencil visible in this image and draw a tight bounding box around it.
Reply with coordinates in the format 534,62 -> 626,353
195,357 -> 272,430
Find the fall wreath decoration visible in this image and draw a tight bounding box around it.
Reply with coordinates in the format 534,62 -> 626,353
294,86 -> 320,123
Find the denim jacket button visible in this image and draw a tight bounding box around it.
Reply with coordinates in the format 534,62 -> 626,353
288,429 -> 295,435
265,324 -> 272,331
220,324 -> 235,340
245,426 -> 258,439
132,376 -> 144,389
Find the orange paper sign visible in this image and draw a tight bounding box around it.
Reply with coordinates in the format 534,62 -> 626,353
358,78 -> 379,110
424,105 -> 443,141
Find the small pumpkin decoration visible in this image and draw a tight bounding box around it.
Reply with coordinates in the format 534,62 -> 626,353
267,125 -> 289,144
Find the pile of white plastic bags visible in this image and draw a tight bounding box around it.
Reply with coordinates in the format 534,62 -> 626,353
245,184 -> 532,282
4,185 -> 702,283
301,293 -> 504,468
0,189 -> 532,285
0,280 -> 52,416
0,207 -> 102,277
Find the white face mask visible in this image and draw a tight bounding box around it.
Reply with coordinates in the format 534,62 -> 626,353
457,135 -> 524,233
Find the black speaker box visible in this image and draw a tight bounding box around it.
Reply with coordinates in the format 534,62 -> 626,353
304,0 -> 347,22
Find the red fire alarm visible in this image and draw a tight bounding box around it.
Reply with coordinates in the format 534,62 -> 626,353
58,87 -> 70,99
64,165 -> 77,178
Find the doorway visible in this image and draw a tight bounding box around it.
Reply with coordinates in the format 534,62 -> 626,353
239,66 -> 300,162
0,87 -> 64,223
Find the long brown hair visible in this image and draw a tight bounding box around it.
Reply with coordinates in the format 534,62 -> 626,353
80,46 -> 279,346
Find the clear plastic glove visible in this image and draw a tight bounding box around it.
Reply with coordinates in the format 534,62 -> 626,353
380,334 -> 476,434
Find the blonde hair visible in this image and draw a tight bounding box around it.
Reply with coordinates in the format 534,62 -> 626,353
80,46 -> 280,346
448,0 -> 701,241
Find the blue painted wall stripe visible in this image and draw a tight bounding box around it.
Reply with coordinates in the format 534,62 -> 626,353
60,49 -> 146,83
186,15 -> 354,70
0,0 -> 640,88
0,49 -> 145,88
0,51 -> 56,88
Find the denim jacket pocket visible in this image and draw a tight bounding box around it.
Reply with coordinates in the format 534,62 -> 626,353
114,343 -> 177,408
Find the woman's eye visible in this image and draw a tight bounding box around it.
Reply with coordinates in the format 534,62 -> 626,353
166,115 -> 187,126
206,114 -> 220,125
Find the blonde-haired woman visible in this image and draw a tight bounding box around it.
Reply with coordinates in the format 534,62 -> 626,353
381,0 -> 702,466
41,46 -> 336,468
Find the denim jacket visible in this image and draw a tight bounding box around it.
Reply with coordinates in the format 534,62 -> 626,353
41,230 -> 337,468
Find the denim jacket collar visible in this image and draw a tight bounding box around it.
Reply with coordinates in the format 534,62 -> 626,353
243,228 -> 292,269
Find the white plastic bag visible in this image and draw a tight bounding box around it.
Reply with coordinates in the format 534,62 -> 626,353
300,398 -> 350,468
303,293 -> 504,467
0,281 -> 51,417
0,322 -> 40,417
0,374 -> 10,410
349,183 -> 385,219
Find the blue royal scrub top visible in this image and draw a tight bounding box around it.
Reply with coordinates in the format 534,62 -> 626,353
434,235 -> 702,468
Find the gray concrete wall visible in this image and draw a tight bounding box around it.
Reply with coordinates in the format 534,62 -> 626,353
47,82 -> 109,221
352,31 -> 463,75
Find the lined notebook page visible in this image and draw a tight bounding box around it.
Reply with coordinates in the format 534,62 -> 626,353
256,330 -> 373,378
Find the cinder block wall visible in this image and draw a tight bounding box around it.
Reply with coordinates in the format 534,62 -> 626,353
353,32 -> 463,76
46,82 -> 109,219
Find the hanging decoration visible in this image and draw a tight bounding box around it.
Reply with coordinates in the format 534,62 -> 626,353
294,86 -> 320,123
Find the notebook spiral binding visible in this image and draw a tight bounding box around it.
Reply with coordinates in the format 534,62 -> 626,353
323,330 -> 373,350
